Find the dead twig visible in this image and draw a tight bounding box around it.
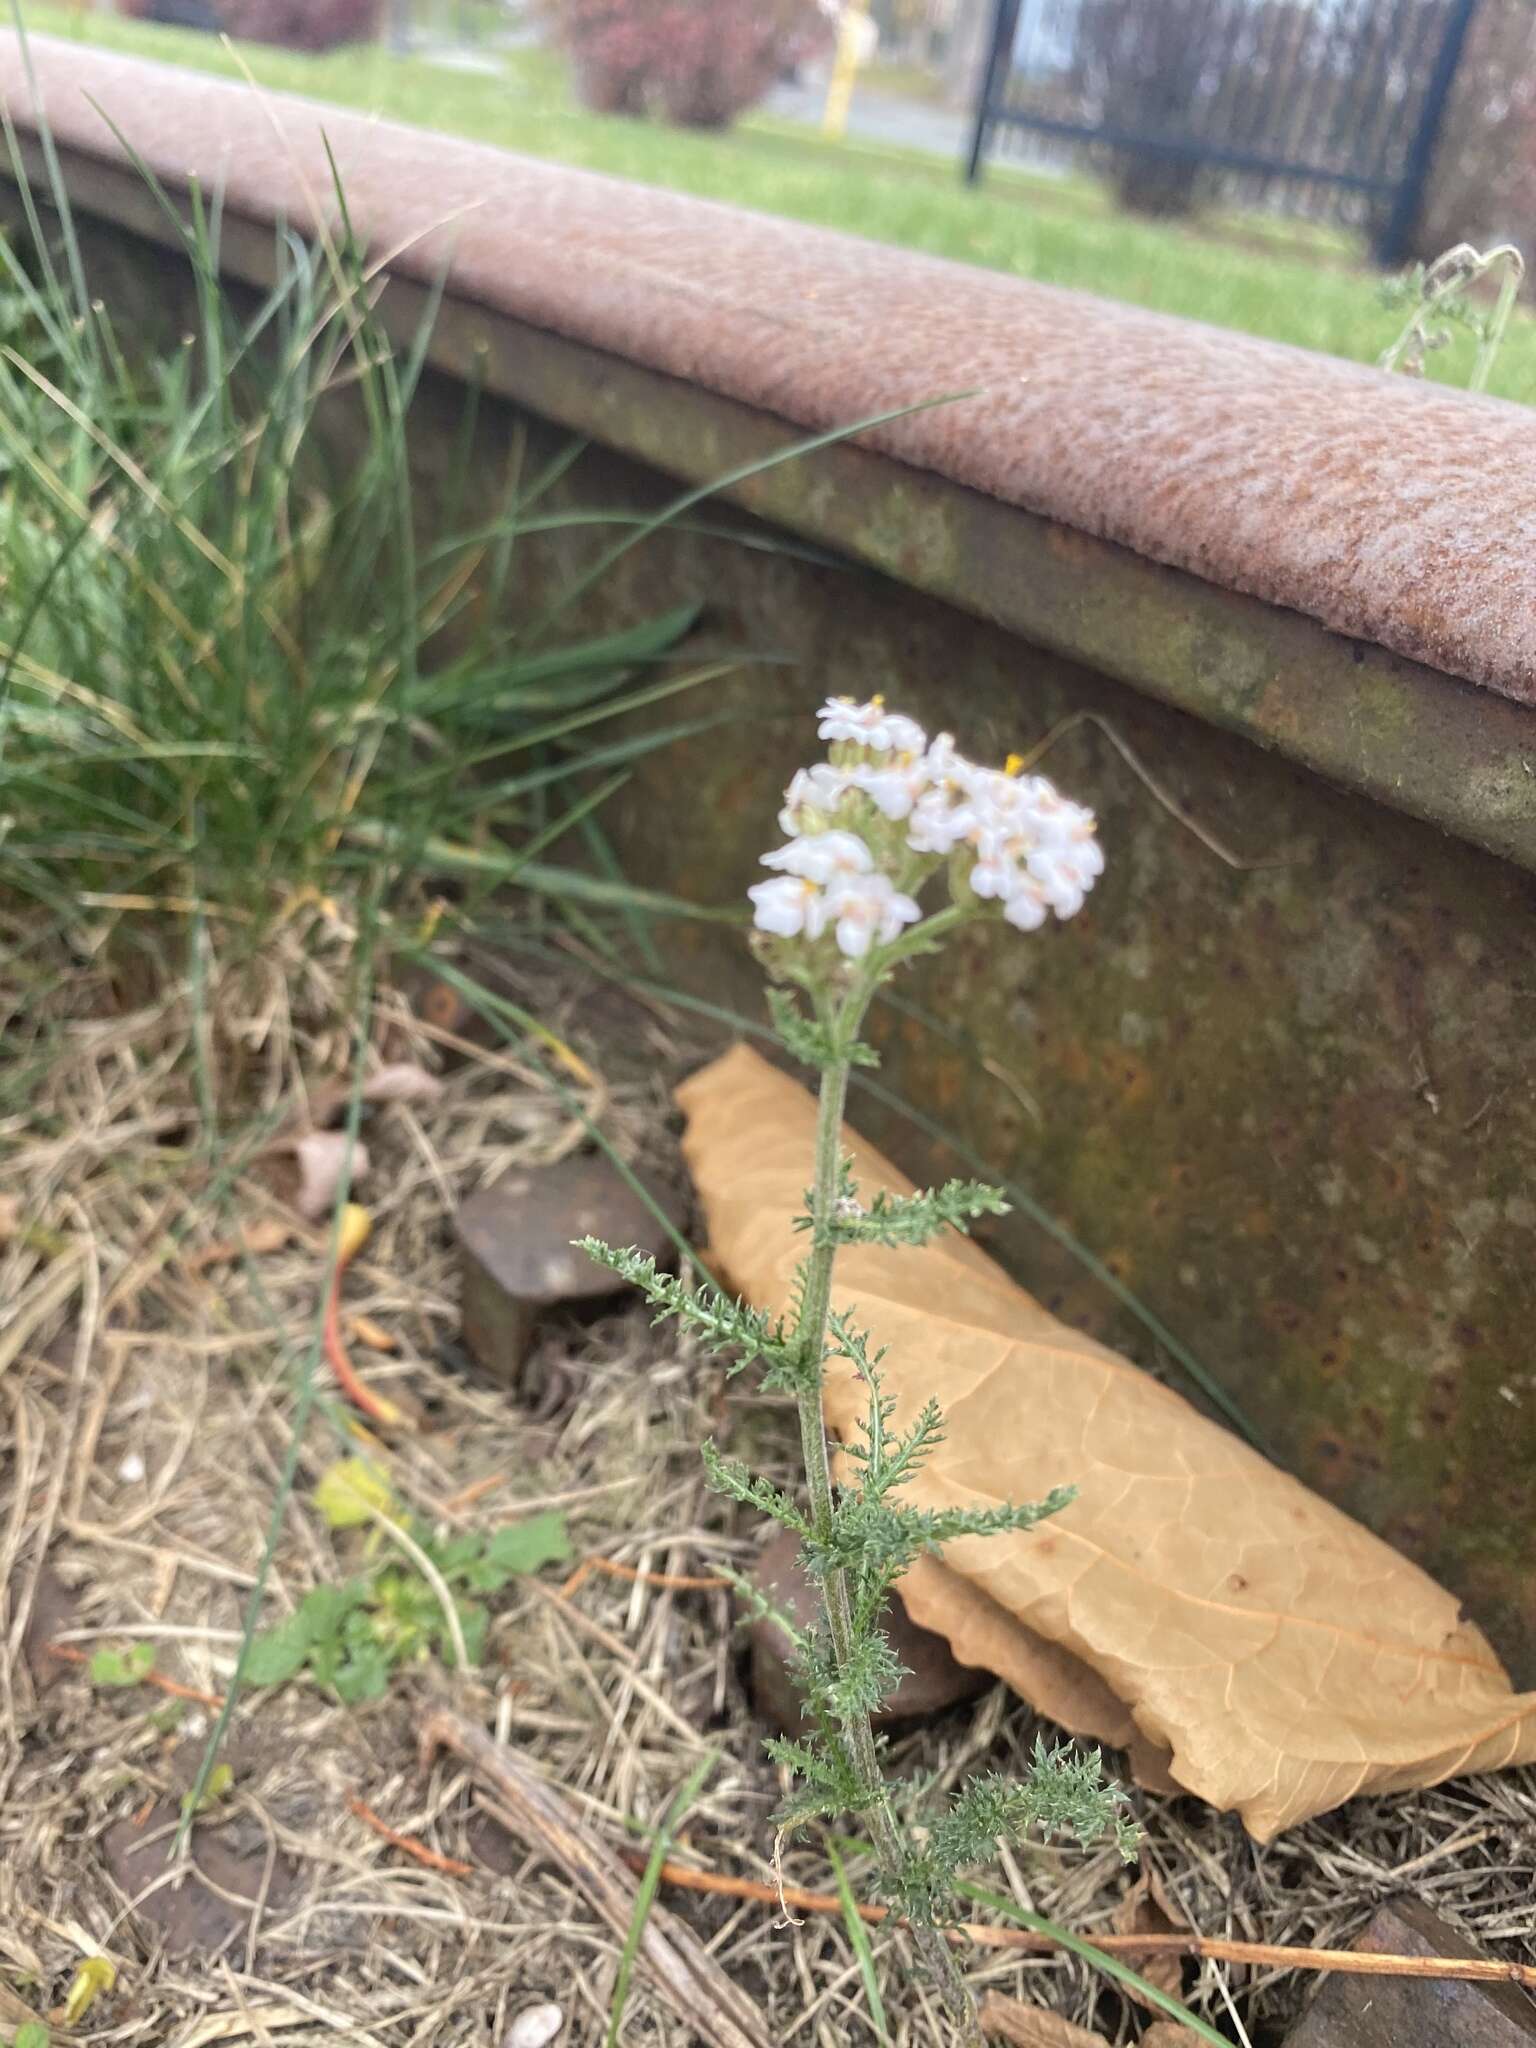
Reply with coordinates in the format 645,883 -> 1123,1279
1017,709 -> 1301,871
345,1795 -> 474,1877
560,1555 -> 729,1599
322,1210 -> 409,1431
46,1639 -> 226,1711
617,1849 -> 1536,1990
418,1708 -> 773,2048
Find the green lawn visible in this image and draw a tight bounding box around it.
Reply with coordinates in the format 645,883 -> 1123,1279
17,3 -> 1536,402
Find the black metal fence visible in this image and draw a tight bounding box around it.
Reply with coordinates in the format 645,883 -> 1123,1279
965,0 -> 1487,262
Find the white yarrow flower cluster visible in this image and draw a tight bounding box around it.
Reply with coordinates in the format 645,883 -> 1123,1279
749,829 -> 921,959
749,696 -> 1103,959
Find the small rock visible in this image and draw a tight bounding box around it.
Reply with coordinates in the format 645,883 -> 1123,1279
117,1452 -> 146,1484
745,1526 -> 990,1734
456,1154 -> 684,1386
504,2004 -> 564,2048
1283,1896 -> 1536,2047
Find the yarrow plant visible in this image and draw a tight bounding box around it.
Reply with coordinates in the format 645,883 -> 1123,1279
584,699 -> 1136,2042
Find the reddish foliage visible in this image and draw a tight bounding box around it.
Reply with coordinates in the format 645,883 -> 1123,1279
548,0 -> 831,129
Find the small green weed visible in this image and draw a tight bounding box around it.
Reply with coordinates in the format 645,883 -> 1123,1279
180,1761 -> 234,1816
246,1473 -> 572,1702
88,1642 -> 156,1688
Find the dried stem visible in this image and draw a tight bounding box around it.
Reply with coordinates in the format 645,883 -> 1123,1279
419,1709 -> 773,2048
617,1848 -> 1536,1990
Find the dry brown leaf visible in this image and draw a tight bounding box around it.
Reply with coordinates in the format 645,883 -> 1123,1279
175,2009 -> 315,2047
676,1044 -> 1536,1840
979,1992 -> 1108,2046
293,1130 -> 372,1222
188,1218 -> 296,1271
361,1061 -> 444,1107
1138,2028 -> 1204,2047
1112,1871 -> 1187,2004
305,1060 -> 445,1131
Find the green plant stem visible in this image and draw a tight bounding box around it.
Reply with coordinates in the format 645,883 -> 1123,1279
1473,250 -> 1524,394
792,972 -> 982,2045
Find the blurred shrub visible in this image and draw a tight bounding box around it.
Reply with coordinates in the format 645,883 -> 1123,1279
114,0 -> 381,48
1074,0 -> 1219,217
546,0 -> 832,127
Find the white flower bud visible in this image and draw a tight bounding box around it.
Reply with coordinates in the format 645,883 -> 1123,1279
778,762 -> 850,835
748,874 -> 827,940
760,830 -> 874,884
1003,880 -> 1049,930
848,750 -> 931,820
817,695 -> 927,754
824,872 -> 921,958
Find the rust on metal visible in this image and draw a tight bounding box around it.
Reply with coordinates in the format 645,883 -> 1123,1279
3,35 -> 1536,712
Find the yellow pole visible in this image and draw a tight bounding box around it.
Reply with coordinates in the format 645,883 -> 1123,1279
821,0 -> 872,141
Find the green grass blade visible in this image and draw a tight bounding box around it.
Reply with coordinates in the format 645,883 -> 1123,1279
422,508 -> 841,575
957,1882 -> 1232,2047
418,661 -> 743,780
531,393 -> 967,645
827,1839 -> 890,2045
434,710 -> 743,814
343,827 -> 744,922
493,768 -> 631,870
606,1750 -> 718,2048
576,808 -> 664,976
405,600 -> 700,717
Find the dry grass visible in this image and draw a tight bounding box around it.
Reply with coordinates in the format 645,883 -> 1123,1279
3,949 -> 1535,2048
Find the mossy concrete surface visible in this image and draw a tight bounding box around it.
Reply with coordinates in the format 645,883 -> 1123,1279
16,201 -> 1536,1682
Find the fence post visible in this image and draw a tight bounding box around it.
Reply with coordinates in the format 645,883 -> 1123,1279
964,0 -> 1019,184
1375,0 -> 1483,267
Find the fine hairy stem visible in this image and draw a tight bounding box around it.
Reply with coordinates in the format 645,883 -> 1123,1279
792,977 -> 983,2041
